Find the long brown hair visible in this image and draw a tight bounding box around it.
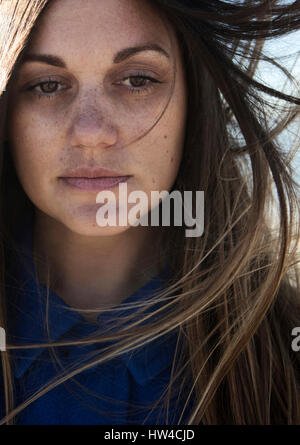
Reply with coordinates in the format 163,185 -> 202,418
0,0 -> 299,425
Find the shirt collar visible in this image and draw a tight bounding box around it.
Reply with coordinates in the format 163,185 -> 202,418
6,207 -> 174,384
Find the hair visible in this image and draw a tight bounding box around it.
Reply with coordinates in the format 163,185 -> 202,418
0,0 -> 299,425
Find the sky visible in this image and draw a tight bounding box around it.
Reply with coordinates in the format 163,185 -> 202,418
255,30 -> 300,184
253,28 -> 299,256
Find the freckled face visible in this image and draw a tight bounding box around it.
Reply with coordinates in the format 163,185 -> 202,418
7,0 -> 187,236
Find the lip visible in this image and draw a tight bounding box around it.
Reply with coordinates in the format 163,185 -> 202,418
60,176 -> 131,191
60,167 -> 128,178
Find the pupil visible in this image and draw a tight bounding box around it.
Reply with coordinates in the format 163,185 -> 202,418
43,81 -> 56,93
131,77 -> 145,87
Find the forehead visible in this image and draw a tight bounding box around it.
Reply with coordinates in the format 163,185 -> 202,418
26,0 -> 173,60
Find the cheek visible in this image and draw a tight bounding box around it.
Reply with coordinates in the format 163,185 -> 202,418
9,105 -> 55,163
162,136 -> 184,181
144,106 -> 186,190
7,110 -> 56,193
140,132 -> 184,192
8,94 -> 60,148
156,85 -> 187,187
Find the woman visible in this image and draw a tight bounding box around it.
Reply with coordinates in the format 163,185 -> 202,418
0,0 -> 299,425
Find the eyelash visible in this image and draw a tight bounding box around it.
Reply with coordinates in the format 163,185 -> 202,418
26,73 -> 161,99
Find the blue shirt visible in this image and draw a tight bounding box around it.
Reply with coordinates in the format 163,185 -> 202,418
1,208 -> 191,425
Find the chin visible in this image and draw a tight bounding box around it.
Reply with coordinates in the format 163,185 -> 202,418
66,221 -> 133,238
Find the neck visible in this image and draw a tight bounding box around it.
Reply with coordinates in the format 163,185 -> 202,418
32,209 -> 165,322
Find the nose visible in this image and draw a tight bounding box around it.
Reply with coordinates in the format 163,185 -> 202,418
69,94 -> 118,149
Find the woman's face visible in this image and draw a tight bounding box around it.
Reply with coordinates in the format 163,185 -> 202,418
7,0 -> 187,236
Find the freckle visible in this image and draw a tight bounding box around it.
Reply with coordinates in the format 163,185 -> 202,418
171,157 -> 174,162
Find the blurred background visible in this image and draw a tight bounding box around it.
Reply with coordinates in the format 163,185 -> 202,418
256,29 -> 300,183
254,28 -> 299,262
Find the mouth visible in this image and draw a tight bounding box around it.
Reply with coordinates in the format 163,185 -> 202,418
59,176 -> 131,191
59,167 -> 132,191
60,167 -> 129,178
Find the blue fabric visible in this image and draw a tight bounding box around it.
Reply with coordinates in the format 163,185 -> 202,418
1,208 -> 191,425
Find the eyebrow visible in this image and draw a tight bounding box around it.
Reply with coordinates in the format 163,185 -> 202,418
20,43 -> 170,68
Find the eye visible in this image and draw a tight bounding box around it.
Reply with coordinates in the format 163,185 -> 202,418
26,78 -> 66,98
118,74 -> 162,95
25,73 -> 163,99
